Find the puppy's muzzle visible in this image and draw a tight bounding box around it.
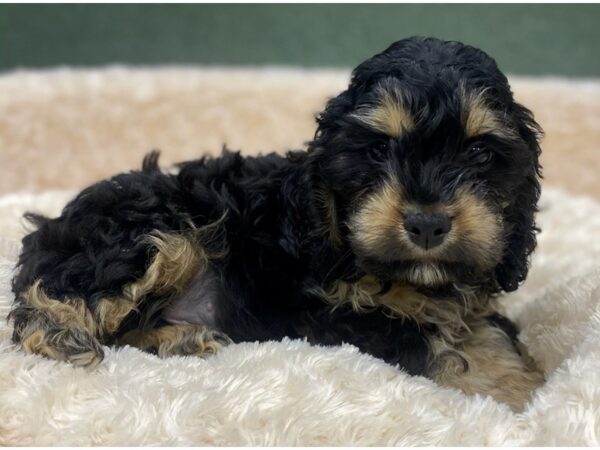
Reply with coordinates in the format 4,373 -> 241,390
403,212 -> 452,250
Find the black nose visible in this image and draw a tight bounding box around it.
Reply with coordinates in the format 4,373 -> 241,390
403,212 -> 452,250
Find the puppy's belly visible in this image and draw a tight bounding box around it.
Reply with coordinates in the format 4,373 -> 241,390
161,270 -> 219,328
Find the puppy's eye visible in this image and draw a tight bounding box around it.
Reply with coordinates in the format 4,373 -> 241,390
467,143 -> 493,165
369,142 -> 390,161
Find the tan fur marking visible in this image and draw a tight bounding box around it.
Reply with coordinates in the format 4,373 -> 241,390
461,87 -> 518,140
66,350 -> 104,368
318,275 -> 381,313
20,230 -> 214,341
429,318 -> 544,411
14,214 -> 228,368
94,298 -> 137,338
404,264 -> 448,287
315,186 -> 343,248
320,276 -> 542,411
95,230 -> 214,336
118,324 -> 232,358
22,280 -> 97,335
18,311 -> 104,368
448,186 -> 503,269
17,229 -> 204,364
21,329 -> 45,354
351,82 -> 414,138
319,277 -> 490,345
348,178 -> 406,253
349,179 -> 503,285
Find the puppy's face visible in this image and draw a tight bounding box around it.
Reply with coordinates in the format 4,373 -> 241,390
310,38 -> 542,292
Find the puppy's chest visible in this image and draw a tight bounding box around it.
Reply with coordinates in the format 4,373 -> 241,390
158,263 -> 489,337
319,276 -> 489,328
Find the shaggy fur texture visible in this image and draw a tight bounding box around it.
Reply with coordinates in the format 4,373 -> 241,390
8,39 -> 544,409
1,187 -> 600,445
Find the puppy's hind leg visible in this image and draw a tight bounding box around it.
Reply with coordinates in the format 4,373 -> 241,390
117,324 -> 232,358
116,269 -> 232,359
11,230 -> 212,367
10,156 -> 228,367
10,282 -> 104,368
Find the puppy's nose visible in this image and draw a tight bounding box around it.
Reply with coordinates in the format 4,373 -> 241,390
403,212 -> 452,250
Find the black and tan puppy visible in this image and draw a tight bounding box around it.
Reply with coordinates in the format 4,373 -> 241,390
10,37 -> 544,409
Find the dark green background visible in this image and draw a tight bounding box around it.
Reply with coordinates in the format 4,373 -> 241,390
1,4 -> 599,76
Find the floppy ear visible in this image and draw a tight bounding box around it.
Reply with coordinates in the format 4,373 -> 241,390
495,103 -> 543,292
305,89 -> 354,249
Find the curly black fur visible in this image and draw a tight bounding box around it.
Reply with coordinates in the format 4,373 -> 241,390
10,37 -> 542,377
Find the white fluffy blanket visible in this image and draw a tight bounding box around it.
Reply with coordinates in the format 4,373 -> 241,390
1,187 -> 600,445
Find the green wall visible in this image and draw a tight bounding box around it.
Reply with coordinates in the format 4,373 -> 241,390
1,4 -> 599,76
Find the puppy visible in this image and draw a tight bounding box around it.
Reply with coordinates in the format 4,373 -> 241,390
9,37 -> 544,410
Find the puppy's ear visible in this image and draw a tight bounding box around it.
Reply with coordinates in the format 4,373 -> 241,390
306,85 -> 356,185
495,103 -> 543,292
306,88 -> 359,249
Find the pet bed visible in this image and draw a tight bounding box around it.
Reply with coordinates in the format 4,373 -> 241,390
0,68 -> 599,445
